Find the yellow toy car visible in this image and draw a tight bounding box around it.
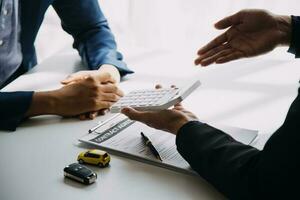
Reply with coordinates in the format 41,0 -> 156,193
77,149 -> 110,167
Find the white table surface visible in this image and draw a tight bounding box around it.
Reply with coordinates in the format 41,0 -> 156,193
1,46 -> 300,200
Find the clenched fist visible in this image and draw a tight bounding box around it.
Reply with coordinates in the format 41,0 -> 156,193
27,75 -> 124,118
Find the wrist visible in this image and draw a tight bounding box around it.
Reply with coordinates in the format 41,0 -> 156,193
26,91 -> 58,117
276,15 -> 292,46
171,118 -> 190,135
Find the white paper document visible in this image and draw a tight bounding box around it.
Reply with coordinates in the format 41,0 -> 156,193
79,114 -> 258,175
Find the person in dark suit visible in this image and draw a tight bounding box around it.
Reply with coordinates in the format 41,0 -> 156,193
122,9 -> 300,199
0,0 -> 133,131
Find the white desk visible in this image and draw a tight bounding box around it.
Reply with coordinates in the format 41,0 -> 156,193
1,47 -> 300,200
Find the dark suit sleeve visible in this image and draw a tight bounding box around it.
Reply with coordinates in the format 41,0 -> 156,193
52,0 -> 133,76
0,92 -> 33,131
176,90 -> 300,199
288,16 -> 300,57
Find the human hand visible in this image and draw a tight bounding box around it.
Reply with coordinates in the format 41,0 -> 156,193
121,85 -> 198,134
61,65 -> 122,119
52,75 -> 123,117
61,69 -> 116,85
121,103 -> 197,134
195,9 -> 291,66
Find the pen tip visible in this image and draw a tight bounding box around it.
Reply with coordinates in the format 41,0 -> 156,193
157,156 -> 163,162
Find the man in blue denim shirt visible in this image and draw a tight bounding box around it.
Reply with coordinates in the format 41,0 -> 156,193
0,0 -> 22,86
0,0 -> 133,131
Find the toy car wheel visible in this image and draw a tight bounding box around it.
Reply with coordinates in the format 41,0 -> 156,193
78,159 -> 84,164
98,162 -> 104,167
104,163 -> 109,167
83,179 -> 90,185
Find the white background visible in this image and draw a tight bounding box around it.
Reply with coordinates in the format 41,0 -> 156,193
36,0 -> 300,61
33,0 -> 300,149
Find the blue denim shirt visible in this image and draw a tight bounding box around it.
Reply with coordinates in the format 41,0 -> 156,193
0,0 -> 133,131
0,0 -> 22,86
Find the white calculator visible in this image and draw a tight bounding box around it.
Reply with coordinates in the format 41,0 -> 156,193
110,80 -> 201,113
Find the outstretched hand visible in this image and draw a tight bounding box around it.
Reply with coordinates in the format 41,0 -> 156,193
121,85 -> 198,134
195,9 -> 291,66
121,103 -> 198,134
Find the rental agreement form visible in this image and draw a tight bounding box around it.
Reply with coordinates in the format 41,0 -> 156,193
79,114 -> 257,175
80,114 -> 194,174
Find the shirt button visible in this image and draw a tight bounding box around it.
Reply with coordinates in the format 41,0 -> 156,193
0,40 -> 3,46
2,9 -> 8,16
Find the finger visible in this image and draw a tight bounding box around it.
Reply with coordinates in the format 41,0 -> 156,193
100,93 -> 121,102
214,12 -> 242,29
174,102 -> 183,108
98,72 -> 116,84
61,75 -> 86,85
121,107 -> 152,123
61,80 -> 77,85
95,101 -> 114,110
199,49 -> 234,66
100,84 -> 124,97
98,109 -> 108,116
155,84 -> 162,89
88,111 -> 98,119
79,114 -> 87,120
155,84 -> 177,90
173,103 -> 185,111
216,51 -> 244,64
174,102 -> 182,106
61,75 -> 75,84
195,44 -> 229,65
197,32 -> 227,56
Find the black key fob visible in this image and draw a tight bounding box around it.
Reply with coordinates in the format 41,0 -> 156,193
64,163 -> 97,185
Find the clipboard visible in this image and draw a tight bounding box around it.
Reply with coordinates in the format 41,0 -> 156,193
79,114 -> 258,175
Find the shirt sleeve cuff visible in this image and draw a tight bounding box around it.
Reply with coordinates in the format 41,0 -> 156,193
0,91 -> 34,131
99,58 -> 134,77
288,15 -> 300,58
176,121 -> 204,154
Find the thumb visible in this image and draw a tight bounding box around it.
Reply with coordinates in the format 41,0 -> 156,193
215,12 -> 242,29
121,107 -> 140,120
98,73 -> 116,84
121,107 -> 148,122
61,75 -> 85,85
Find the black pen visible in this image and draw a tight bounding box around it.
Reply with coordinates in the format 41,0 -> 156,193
141,132 -> 163,162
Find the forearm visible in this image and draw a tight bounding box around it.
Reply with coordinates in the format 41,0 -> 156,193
53,0 -> 133,77
77,29 -> 133,77
176,121 -> 260,199
25,91 -> 58,117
